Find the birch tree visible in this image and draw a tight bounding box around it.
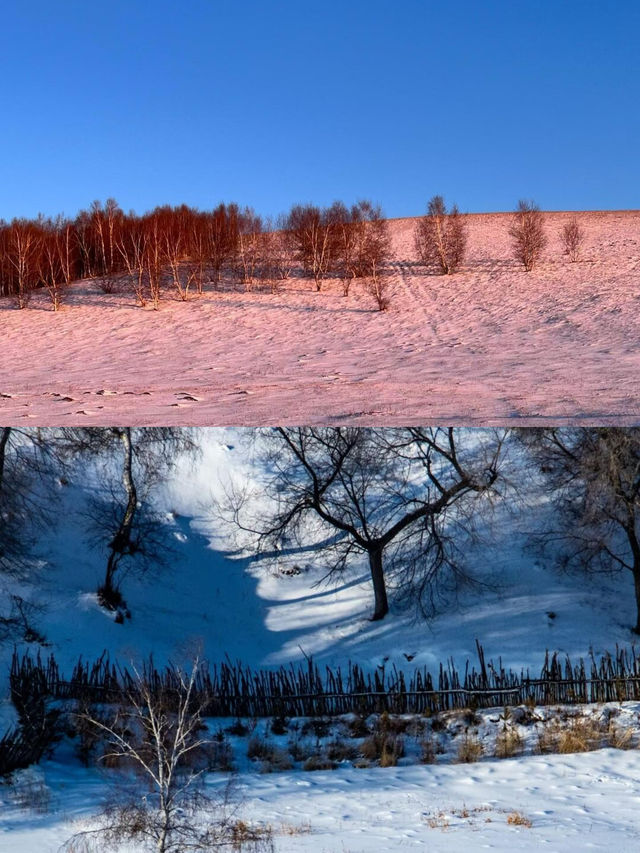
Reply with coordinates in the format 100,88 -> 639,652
414,196 -> 467,275
67,661 -> 272,852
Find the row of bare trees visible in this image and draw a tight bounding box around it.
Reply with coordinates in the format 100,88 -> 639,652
414,197 -> 586,275
1,194 -> 591,310
0,198 -> 393,311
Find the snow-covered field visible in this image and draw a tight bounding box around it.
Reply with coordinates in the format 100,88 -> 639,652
2,430 -> 640,851
4,749 -> 640,852
1,211 -> 639,426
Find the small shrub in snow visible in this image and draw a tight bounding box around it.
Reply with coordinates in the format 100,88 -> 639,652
247,735 -> 271,761
365,269 -> 390,311
226,718 -> 250,737
247,734 -> 293,771
507,811 -> 533,828
287,736 -> 315,763
301,717 -> 331,739
344,714 -> 370,738
259,748 -> 293,773
360,732 -> 404,766
204,731 -> 235,772
560,217 -> 585,262
509,200 -> 547,271
425,811 -> 450,830
558,718 -> 603,754
536,714 -> 603,755
358,736 -> 379,761
228,819 -> 275,851
302,753 -> 336,771
607,722 -> 634,750
376,711 -> 410,735
418,735 -> 437,764
461,708 -> 482,727
379,740 -> 403,768
494,728 -> 523,759
455,733 -> 484,763
279,820 -> 312,836
429,714 -> 446,733
326,737 -> 358,762
269,714 -> 288,736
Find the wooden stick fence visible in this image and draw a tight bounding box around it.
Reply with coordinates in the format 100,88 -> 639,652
10,641 -> 640,718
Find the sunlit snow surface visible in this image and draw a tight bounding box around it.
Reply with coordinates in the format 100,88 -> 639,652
4,752 -> 640,851
1,211 -> 639,425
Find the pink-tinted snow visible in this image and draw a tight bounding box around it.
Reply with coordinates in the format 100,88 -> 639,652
2,210 -> 639,425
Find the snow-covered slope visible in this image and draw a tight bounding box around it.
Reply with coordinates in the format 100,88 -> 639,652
1,211 -> 639,426
3,428 -> 636,683
2,429 -> 640,852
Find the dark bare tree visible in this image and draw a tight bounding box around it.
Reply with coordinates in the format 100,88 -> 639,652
0,428 -> 31,583
66,428 -> 195,615
509,200 -> 547,271
523,427 -> 640,634
561,216 -> 585,263
0,428 -> 73,639
414,196 -> 467,275
0,428 -> 66,581
227,427 -> 503,621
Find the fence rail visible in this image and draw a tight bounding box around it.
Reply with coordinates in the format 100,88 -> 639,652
9,641 -> 640,718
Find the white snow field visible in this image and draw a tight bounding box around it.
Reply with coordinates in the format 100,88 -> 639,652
2,430 -> 640,851
1,211 -> 639,426
4,750 -> 640,852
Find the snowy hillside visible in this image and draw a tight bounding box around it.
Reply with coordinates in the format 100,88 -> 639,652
2,428 -> 637,680
1,211 -> 639,426
2,427 -> 640,853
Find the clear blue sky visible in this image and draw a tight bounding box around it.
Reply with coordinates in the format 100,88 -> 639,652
1,0 -> 638,221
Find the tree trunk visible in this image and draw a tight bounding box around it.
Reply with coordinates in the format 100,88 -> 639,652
0,427 -> 11,490
104,428 -> 137,595
632,569 -> 640,635
368,547 -> 389,621
626,525 -> 640,635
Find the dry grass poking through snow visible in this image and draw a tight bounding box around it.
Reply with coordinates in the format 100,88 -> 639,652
506,811 -> 533,828
424,804 -> 533,832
